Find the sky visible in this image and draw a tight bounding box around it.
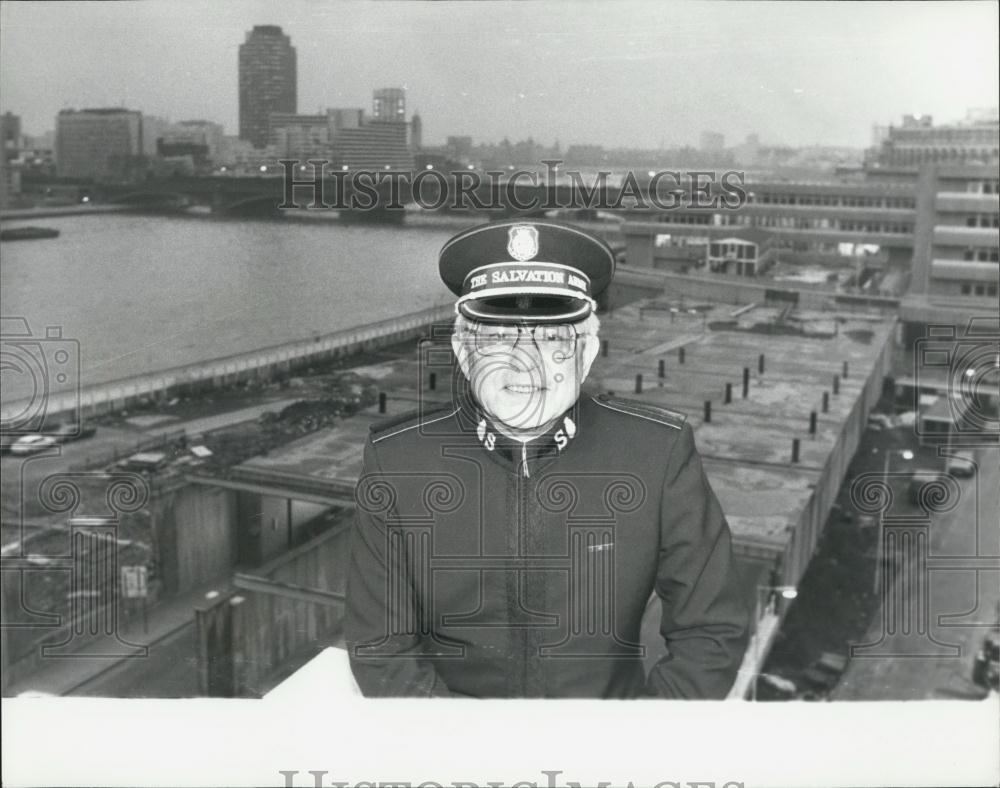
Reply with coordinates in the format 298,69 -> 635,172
1,0 -> 998,149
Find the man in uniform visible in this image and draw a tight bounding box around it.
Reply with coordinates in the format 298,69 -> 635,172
345,220 -> 749,698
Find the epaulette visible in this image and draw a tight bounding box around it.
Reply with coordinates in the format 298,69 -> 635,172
591,394 -> 685,430
370,403 -> 459,444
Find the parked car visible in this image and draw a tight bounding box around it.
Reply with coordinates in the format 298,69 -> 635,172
50,422 -> 98,444
972,631 -> 999,691
118,451 -> 169,473
0,432 -> 20,455
945,451 -> 976,478
10,435 -> 58,455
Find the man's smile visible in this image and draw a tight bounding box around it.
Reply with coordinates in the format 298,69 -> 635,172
503,383 -> 546,394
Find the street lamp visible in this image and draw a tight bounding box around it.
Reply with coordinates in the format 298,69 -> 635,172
752,583 -> 798,701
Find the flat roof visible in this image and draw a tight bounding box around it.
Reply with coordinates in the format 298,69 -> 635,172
238,300 -> 895,550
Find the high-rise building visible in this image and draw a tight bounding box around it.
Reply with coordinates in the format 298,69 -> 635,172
372,88 -> 406,123
239,25 -> 297,148
55,108 -> 142,179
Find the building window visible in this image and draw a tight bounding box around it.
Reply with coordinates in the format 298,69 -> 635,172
974,285 -> 985,296
961,283 -> 972,295
988,285 -> 998,296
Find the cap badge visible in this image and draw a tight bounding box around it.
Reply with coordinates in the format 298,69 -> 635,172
507,224 -> 539,262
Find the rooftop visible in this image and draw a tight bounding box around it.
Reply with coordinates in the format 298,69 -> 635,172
235,299 -> 895,550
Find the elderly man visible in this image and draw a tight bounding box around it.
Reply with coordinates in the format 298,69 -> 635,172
345,220 -> 749,698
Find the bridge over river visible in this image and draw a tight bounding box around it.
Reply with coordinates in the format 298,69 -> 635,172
41,169 -> 736,219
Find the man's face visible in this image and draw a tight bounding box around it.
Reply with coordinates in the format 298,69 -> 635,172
453,320 -> 599,432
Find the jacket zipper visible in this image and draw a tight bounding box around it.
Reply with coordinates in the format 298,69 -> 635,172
520,466 -> 530,695
521,443 -> 530,478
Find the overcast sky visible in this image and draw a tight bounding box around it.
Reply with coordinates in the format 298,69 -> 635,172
1,0 -> 997,149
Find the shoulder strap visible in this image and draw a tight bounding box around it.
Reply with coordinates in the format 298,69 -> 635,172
591,394 -> 685,430
370,403 -> 458,443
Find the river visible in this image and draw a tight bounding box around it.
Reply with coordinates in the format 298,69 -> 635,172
0,213 -> 461,402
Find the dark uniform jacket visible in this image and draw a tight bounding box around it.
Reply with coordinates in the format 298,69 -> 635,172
345,390 -> 750,699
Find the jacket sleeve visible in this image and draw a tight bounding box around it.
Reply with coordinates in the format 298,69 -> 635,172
344,438 -> 458,697
645,422 -> 750,699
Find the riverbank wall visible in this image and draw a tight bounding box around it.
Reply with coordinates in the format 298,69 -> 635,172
2,305 -> 455,426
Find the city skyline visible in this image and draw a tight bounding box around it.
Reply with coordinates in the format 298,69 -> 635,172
1,2 -> 998,150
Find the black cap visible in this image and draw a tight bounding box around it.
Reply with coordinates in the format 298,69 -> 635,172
439,220 -> 616,324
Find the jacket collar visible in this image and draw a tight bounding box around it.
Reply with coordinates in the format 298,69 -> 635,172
453,375 -> 581,476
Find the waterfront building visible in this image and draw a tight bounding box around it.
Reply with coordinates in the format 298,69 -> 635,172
1,111 -> 22,161
55,107 -> 143,179
372,88 -> 406,123
172,120 -> 225,162
263,107 -> 413,169
141,116 -> 173,157
0,153 -> 20,209
329,119 -> 412,171
218,135 -> 255,171
239,25 -> 297,148
267,112 -> 331,159
410,112 -> 422,151
445,135 -> 473,162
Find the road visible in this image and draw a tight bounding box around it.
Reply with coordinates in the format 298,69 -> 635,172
834,445 -> 1000,700
67,624 -> 200,697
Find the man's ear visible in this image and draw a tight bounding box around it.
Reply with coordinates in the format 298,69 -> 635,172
452,331 -> 472,380
577,332 -> 600,382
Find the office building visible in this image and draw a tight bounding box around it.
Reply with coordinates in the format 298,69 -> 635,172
905,164 -> 999,319
55,108 -> 142,179
268,113 -> 331,159
330,119 -> 412,171
372,88 -> 405,123
239,25 -> 297,148
867,109 -> 999,169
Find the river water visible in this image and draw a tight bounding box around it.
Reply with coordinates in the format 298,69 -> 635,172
1,213 -> 460,402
